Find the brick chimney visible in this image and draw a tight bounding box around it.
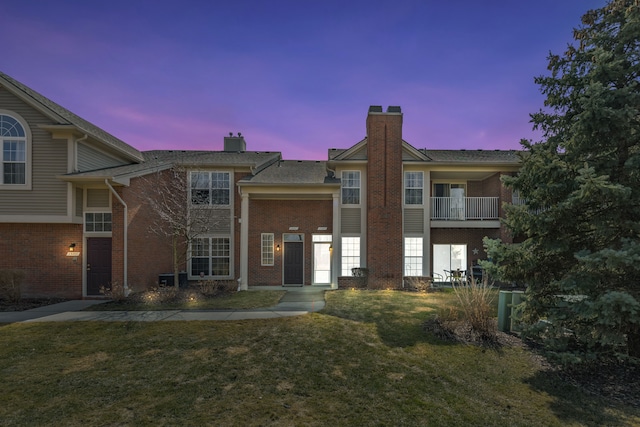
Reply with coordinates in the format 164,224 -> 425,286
366,106 -> 403,288
224,133 -> 246,152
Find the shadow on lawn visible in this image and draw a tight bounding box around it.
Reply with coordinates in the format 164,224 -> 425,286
322,291 -> 457,348
523,368 -> 638,426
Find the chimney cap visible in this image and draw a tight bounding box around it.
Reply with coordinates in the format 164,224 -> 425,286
368,105 -> 383,113
386,106 -> 401,113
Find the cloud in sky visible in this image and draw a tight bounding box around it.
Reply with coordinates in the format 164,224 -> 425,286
2,0 -> 605,159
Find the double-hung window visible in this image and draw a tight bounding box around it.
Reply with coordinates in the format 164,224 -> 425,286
404,172 -> 423,205
191,237 -> 230,277
341,171 -> 360,204
191,171 -> 230,205
404,237 -> 423,276
1,114 -> 27,186
341,237 -> 361,276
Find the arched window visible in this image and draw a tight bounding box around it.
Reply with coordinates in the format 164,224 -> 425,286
1,114 -> 27,186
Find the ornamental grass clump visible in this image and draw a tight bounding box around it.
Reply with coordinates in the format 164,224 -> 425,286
452,278 -> 497,342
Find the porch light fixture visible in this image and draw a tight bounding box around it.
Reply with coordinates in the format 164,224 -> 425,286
276,244 -> 280,252
69,243 -> 76,251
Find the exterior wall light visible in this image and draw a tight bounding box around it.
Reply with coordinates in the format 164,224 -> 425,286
66,243 -> 80,262
276,244 -> 280,252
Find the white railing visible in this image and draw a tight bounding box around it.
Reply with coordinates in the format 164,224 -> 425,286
430,197 -> 499,220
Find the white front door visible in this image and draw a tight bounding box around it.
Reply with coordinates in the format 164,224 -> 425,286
313,242 -> 331,285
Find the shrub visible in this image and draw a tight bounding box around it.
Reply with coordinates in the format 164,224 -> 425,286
404,276 -> 433,292
0,269 -> 25,302
100,281 -> 128,301
196,279 -> 236,297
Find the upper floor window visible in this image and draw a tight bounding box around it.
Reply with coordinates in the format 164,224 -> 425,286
1,114 -> 27,186
341,171 -> 360,204
404,172 -> 423,205
191,171 -> 230,205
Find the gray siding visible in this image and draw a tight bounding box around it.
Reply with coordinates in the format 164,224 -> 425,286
0,85 -> 68,216
404,208 -> 424,234
86,189 -> 110,208
341,207 -> 361,234
75,188 -> 83,217
191,207 -> 231,234
77,142 -> 128,172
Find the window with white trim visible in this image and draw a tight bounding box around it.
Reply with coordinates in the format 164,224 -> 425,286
404,237 -> 423,276
1,114 -> 27,185
191,237 -> 230,277
404,171 -> 423,205
85,213 -> 112,232
190,171 -> 230,205
261,233 -> 274,266
341,237 -> 360,276
341,171 -> 360,204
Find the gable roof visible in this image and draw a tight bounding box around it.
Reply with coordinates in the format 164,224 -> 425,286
59,150 -> 281,185
328,136 -> 522,165
239,160 -> 339,186
0,71 -> 143,162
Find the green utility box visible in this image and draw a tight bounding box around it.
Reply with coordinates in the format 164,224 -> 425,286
497,291 -> 513,332
510,291 -> 525,333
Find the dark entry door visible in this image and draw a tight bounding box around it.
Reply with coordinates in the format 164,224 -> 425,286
284,241 -> 303,286
87,237 -> 112,296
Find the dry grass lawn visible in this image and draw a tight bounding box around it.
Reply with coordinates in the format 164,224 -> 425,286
0,289 -> 638,426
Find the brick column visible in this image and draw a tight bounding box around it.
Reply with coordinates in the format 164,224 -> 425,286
366,106 -> 404,288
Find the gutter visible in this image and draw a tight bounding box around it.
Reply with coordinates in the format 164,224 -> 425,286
105,179 -> 130,296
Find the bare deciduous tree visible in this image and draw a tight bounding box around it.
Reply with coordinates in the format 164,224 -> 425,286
136,166 -> 214,288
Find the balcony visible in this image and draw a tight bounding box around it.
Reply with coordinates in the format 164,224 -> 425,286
430,197 -> 499,221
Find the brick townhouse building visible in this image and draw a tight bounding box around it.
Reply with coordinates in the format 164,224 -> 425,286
0,71 -> 520,298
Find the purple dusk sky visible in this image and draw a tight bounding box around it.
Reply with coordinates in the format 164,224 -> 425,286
3,0 -> 604,160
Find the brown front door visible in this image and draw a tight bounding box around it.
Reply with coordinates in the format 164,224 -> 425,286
86,237 -> 112,296
283,241 -> 303,286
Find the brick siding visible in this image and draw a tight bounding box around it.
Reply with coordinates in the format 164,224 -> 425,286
0,223 -> 83,298
248,199 -> 332,286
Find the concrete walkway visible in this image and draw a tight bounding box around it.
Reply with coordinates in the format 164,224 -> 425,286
0,288 -> 327,323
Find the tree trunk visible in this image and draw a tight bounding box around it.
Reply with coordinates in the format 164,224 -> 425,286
173,235 -> 180,289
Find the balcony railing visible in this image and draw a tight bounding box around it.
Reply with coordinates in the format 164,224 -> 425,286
430,197 -> 499,220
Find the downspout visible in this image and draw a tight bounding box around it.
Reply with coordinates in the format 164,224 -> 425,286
105,179 -> 129,296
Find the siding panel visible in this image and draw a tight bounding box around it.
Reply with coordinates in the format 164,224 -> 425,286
75,188 -> 83,217
341,207 -> 361,234
0,85 -> 68,216
77,142 -> 127,171
191,207 -> 231,234
404,208 -> 424,234
86,189 -> 110,208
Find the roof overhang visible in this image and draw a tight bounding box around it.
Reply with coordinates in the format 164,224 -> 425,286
238,183 -> 340,200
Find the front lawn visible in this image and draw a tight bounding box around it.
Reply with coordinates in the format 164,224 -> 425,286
1,290 -> 638,426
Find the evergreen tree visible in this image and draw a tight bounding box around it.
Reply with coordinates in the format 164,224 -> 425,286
485,0 -> 640,361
